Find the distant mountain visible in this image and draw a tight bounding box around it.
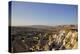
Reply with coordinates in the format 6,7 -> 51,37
27,25 -> 55,29
11,24 -> 78,31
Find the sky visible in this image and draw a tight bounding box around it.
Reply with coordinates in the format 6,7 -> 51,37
11,1 -> 78,26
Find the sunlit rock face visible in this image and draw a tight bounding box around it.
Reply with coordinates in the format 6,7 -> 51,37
49,29 -> 78,50
64,30 -> 78,49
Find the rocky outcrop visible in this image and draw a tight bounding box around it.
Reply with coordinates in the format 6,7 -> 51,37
10,25 -> 78,53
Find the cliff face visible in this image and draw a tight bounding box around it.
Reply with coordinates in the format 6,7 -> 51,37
63,30 -> 78,49
48,29 -> 78,50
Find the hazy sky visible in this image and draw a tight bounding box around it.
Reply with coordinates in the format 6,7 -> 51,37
11,1 -> 78,26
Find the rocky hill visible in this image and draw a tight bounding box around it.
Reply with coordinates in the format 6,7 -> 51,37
10,25 -> 78,53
